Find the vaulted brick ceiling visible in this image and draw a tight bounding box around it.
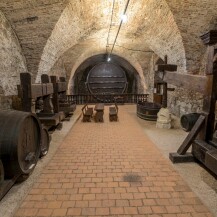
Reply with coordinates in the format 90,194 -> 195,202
1,0 -> 217,87
0,0 -> 69,79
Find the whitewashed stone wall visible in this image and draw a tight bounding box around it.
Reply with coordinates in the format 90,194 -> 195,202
168,87 -> 204,117
0,11 -> 27,110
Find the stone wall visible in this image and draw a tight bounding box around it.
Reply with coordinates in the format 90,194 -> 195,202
0,11 -> 27,110
145,54 -> 204,117
49,58 -> 67,79
0,0 -> 68,80
166,0 -> 217,74
168,87 -> 204,117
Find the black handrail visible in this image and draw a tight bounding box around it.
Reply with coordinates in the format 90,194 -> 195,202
67,94 -> 149,105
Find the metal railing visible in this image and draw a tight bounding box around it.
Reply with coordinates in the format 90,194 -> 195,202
67,94 -> 149,105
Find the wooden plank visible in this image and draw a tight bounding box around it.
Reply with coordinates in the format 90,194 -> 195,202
167,88 -> 175,91
177,115 -> 205,155
157,64 -> 177,72
31,84 -> 43,98
200,30 -> 217,45
46,83 -> 54,95
20,73 -> 32,112
163,71 -> 208,94
205,46 -> 214,75
41,84 -> 47,96
17,85 -> 22,98
50,76 -> 59,113
202,48 -> 217,141
41,74 -> 50,83
59,77 -> 66,82
57,82 -> 67,92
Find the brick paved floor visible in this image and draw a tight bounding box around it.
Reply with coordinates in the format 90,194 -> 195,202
14,106 -> 213,217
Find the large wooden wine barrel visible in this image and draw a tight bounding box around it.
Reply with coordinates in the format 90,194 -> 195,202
0,110 -> 41,178
0,160 -> 4,184
87,63 -> 127,101
181,113 -> 200,132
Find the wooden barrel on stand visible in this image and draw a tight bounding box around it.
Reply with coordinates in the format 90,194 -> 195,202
181,113 -> 200,132
87,63 -> 127,102
0,110 -> 41,179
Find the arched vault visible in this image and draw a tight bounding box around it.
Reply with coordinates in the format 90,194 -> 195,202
37,0 -> 187,84
0,0 -> 217,94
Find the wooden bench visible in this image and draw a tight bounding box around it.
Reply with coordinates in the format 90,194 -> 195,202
109,103 -> 118,121
94,103 -> 104,122
82,104 -> 93,122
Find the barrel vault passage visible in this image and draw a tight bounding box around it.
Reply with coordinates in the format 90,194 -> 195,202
0,0 -> 217,217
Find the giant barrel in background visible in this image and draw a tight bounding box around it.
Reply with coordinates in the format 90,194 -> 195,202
0,110 -> 41,178
181,113 -> 200,132
87,62 -> 127,102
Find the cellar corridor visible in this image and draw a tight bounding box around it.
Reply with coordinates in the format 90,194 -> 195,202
9,106 -> 213,217
0,1 -> 217,217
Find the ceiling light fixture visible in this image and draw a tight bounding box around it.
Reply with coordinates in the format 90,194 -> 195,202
106,0 -> 116,54
121,14 -> 127,23
106,0 -> 131,58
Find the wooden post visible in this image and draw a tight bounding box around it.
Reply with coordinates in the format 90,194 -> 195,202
162,83 -> 168,108
59,77 -> 67,100
20,73 -> 33,112
155,56 -> 177,107
59,77 -> 66,82
50,76 -> 59,113
177,115 -> 205,154
41,74 -> 54,113
200,31 -> 217,141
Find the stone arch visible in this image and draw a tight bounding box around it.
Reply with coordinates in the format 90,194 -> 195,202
164,0 -> 217,74
0,10 -> 27,96
66,49 -> 147,94
36,0 -> 187,82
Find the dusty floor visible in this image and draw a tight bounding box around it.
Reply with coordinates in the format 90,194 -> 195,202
0,105 -> 216,217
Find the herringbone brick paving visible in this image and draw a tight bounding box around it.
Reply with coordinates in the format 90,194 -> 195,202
14,106 -> 213,217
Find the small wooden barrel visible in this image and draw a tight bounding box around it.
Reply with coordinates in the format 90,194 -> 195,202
0,110 -> 41,178
40,128 -> 50,158
0,160 -> 4,184
181,113 -> 200,132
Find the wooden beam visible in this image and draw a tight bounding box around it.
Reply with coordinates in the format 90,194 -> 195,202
200,30 -> 217,45
163,71 -> 208,94
167,88 -> 175,92
31,84 -> 43,98
158,64 -> 177,72
50,76 -> 59,113
57,83 -> 67,92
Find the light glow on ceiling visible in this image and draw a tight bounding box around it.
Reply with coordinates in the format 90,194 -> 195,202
121,14 -> 127,23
